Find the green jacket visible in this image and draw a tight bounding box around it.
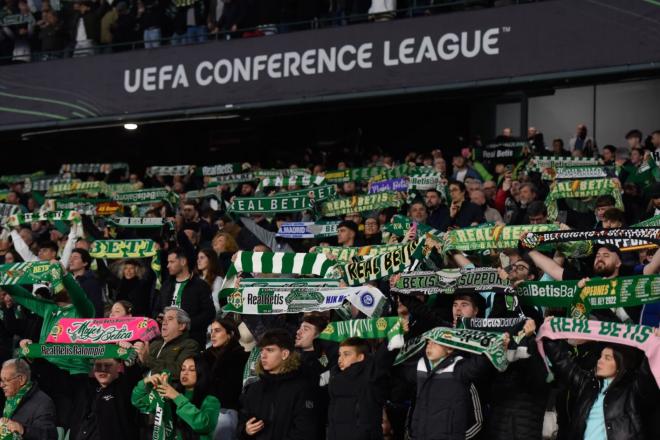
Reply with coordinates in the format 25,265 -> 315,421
144,333 -> 200,380
5,272 -> 95,375
131,381 -> 220,440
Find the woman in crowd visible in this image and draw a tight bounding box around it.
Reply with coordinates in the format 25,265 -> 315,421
113,259 -> 151,317
212,232 -> 239,276
109,300 -> 133,318
196,249 -> 223,313
202,318 -> 249,440
131,354 -> 220,440
363,216 -> 382,245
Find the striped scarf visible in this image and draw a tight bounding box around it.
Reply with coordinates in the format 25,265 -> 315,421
546,178 -> 623,221
219,251 -> 337,298
256,175 -> 325,191
6,210 -> 79,227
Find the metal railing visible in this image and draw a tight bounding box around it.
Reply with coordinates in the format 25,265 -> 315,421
0,0 -> 541,64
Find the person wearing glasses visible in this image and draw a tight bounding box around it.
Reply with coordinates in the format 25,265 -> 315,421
0,359 -> 57,440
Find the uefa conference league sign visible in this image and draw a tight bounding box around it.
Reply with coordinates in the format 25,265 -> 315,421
0,0 -> 658,127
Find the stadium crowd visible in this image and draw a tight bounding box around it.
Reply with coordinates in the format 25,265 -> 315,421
0,0 -> 525,62
0,123 -> 658,440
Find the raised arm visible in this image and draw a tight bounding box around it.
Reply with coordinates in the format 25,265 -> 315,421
527,249 -> 564,280
10,230 -> 38,262
62,273 -> 96,318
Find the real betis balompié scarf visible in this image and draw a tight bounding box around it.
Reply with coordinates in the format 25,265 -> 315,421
515,275 -> 660,318
276,221 -> 340,239
423,326 -> 509,371
536,318 -> 660,387
46,181 -> 110,197
106,217 -> 174,230
0,262 -> 65,292
223,285 -> 386,317
25,176 -> 75,192
271,184 -> 337,201
541,166 -> 617,181
408,172 -> 445,191
89,239 -> 161,288
322,192 -> 402,216
545,178 -> 623,221
201,163 -> 245,176
324,164 -> 411,183
443,223 -> 558,253
391,268 -> 512,295
319,317 -> 404,350
519,228 -> 660,251
257,175 -> 325,191
253,168 -> 311,178
313,243 -> 408,262
149,370 -> 176,440
112,188 -> 179,205
329,235 -> 435,286
5,210 -> 80,227
219,251 -> 338,298
228,195 -> 313,214
20,343 -> 135,360
383,215 -> 444,239
208,173 -> 258,185
2,381 -> 32,419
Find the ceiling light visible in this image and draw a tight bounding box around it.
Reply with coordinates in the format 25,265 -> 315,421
124,123 -> 138,130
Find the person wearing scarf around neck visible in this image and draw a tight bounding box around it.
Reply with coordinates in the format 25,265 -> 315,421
131,354 -> 220,440
0,358 -> 57,440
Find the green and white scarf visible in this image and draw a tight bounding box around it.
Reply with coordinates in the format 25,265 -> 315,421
253,169 -> 311,178
527,156 -> 600,173
223,285 -> 386,317
59,163 -> 129,175
313,243 -> 407,263
5,210 -> 79,227
276,221 -> 340,239
321,192 -> 402,216
150,371 -> 176,440
89,239 -> 161,288
383,215 -> 443,239
319,317 -> 404,350
220,251 -> 337,298
107,183 -> 141,194
113,188 -> 179,205
324,164 -> 411,183
183,187 -> 222,200
228,196 -> 313,214
201,163 -> 245,176
542,166 -> 617,181
546,178 -> 623,221
391,268 -> 511,295
242,347 -> 261,388
20,343 -> 136,360
238,278 -> 341,288
145,165 -> 193,177
516,275 -> 660,318
46,181 -> 109,197
271,184 -> 337,202
330,236 -> 434,286
2,381 -> 32,419
24,176 -> 75,192
423,326 -> 509,371
408,173 -> 444,191
443,223 -> 558,253
208,173 -> 257,185
634,214 -> 660,227
0,262 -> 65,292
257,175 -> 325,191
0,171 -> 45,184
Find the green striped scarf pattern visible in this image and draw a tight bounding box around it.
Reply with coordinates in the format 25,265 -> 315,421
321,192 -> 402,216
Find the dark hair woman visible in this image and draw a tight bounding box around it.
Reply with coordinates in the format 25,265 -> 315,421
195,248 -> 222,313
542,327 -> 658,440
202,318 -> 249,440
132,354 -> 220,440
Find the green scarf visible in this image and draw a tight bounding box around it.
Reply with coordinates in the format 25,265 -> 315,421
516,275 -> 660,318
201,163 -> 245,176
271,184 -> 337,202
219,251 -> 338,298
223,285 -> 386,317
2,381 -> 32,419
634,214 -> 660,227
6,210 -> 80,227
408,173 -> 444,191
330,235 -> 434,286
253,169 -> 311,178
20,343 -> 135,360
324,164 -> 411,183
242,347 -> 261,388
0,262 -> 65,292
0,171 -> 45,184
312,243 -> 408,263
321,192 -> 402,216
171,278 -> 190,308
383,215 -> 443,239
150,371 -> 176,440
393,335 -> 427,366
183,187 -> 222,200
443,223 -> 558,253
542,166 -> 617,181
0,203 -> 20,217
423,326 -> 509,371
319,317 -> 404,350
113,188 -> 179,206
208,173 -> 258,185
106,183 -> 141,194
25,177 -> 75,192
89,239 -> 161,288
256,175 -> 326,191
106,217 -> 174,230
228,196 -> 314,214
545,178 -> 623,221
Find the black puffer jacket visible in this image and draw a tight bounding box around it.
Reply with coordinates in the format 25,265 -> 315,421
327,343 -> 397,440
202,340 -> 249,411
543,338 -> 659,440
